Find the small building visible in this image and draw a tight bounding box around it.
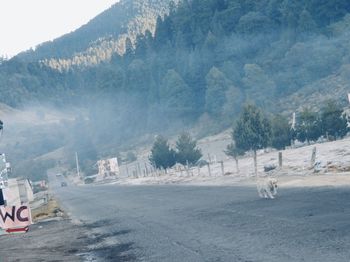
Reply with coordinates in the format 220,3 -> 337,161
18,179 -> 34,204
3,178 -> 34,206
96,157 -> 119,182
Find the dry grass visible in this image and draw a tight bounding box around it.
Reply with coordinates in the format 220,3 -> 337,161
31,198 -> 65,222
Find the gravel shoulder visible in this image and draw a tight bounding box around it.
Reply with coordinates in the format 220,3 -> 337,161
0,219 -> 85,262
0,217 -> 135,262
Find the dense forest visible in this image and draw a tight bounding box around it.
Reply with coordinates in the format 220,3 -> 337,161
2,0 -> 350,108
1,0 -> 350,180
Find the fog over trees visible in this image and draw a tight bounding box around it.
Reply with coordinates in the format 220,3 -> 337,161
0,0 -> 350,180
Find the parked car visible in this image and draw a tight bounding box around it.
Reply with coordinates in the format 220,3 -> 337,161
61,181 -> 68,187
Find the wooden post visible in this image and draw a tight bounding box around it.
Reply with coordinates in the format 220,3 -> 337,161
220,161 -> 224,176
207,163 -> 211,176
145,163 -> 149,177
137,163 -> 142,177
311,147 -> 317,168
186,161 -> 190,176
278,152 -> 283,168
253,150 -> 258,177
197,166 -> 200,176
207,153 -> 212,164
126,164 -> 129,177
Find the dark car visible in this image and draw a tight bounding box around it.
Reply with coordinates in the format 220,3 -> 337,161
61,181 -> 68,187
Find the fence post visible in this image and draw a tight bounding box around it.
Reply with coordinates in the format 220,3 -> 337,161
278,152 -> 283,168
311,147 -> 317,168
207,163 -> 212,176
186,161 -> 190,176
145,163 -> 149,177
220,161 -> 224,176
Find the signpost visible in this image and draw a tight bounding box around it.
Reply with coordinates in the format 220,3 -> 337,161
0,121 -> 32,235
0,205 -> 32,235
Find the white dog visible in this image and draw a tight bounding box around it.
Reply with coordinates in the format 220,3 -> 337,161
257,177 -> 278,199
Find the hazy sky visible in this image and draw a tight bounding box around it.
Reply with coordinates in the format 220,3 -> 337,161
0,0 -> 119,57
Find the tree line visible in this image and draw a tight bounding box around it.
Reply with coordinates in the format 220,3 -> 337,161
226,100 -> 349,175
150,100 -> 349,173
149,132 -> 202,169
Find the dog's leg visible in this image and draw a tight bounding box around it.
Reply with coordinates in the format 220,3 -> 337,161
267,190 -> 274,199
257,186 -> 264,198
262,190 -> 269,199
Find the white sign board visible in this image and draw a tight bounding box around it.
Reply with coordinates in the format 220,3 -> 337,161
97,157 -> 119,180
0,205 -> 32,234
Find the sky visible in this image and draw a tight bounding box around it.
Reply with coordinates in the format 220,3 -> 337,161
0,0 -> 119,58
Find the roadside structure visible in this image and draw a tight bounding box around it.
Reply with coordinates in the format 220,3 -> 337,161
0,121 -> 32,235
96,157 -> 119,182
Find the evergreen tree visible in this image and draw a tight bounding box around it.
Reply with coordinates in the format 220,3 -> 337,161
224,142 -> 244,173
298,9 -> 317,34
149,135 -> 176,169
205,67 -> 229,115
320,100 -> 349,140
295,108 -> 322,144
175,132 -> 202,165
271,114 -> 292,150
233,104 -> 272,176
160,69 -> 194,117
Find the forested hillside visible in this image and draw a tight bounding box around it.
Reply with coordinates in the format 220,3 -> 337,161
1,0 -> 350,146
16,0 -> 180,69
0,0 -> 350,108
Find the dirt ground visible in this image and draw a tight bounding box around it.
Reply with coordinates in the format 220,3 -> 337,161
0,219 -> 85,262
0,218 -> 135,262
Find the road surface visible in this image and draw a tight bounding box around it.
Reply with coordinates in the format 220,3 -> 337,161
51,177 -> 350,262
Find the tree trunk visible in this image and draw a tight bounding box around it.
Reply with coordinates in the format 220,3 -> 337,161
235,158 -> 239,173
253,150 -> 258,177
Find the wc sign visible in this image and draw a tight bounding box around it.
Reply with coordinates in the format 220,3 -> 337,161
0,205 -> 32,233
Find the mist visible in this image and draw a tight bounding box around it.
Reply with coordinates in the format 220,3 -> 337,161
1,1 -> 350,182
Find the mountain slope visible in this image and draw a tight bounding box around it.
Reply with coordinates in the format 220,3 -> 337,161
17,0 -> 180,69
1,0 -> 350,181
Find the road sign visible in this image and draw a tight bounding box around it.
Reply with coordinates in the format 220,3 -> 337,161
0,205 -> 32,233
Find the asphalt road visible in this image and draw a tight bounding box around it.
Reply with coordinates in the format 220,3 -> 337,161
51,177 -> 350,262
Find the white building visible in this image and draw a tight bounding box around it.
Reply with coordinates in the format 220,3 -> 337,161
3,178 -> 33,206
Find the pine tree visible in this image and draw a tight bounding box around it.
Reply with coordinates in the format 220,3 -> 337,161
320,100 -> 349,140
224,142 -> 244,173
149,135 -> 176,169
271,114 -> 292,150
205,67 -> 229,116
175,132 -> 202,165
233,104 -> 272,176
295,108 -> 322,144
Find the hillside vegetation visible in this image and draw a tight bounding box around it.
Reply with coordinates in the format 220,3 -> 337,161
0,0 -> 350,180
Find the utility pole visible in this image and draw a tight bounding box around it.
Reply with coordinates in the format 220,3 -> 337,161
75,152 -> 81,179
